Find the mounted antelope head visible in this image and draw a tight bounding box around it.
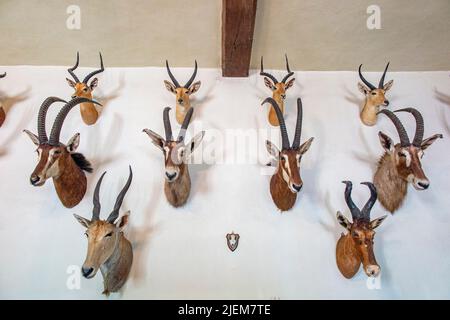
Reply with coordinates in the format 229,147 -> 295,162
336,181 -> 387,279
164,60 -> 201,125
358,63 -> 393,126
374,108 -> 443,213
66,52 -> 104,125
0,72 -> 6,127
23,97 -> 101,208
74,166 -> 133,296
143,107 -> 205,207
260,55 -> 295,126
262,97 -> 314,212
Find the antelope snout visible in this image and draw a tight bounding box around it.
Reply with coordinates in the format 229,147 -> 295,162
81,266 -> 96,279
281,94 -> 286,100
177,98 -> 184,105
365,265 -> 380,277
413,178 -> 430,190
30,174 -> 44,186
165,168 -> 179,182
291,183 -> 303,193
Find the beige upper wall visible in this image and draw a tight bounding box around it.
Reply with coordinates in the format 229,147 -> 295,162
0,0 -> 449,70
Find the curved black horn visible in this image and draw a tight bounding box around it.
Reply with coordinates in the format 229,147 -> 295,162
82,52 -> 104,84
342,181 -> 361,221
67,52 -> 80,83
184,60 -> 198,88
262,97 -> 289,149
377,109 -> 410,147
107,166 -> 133,223
0,72 -> 6,78
360,182 -> 377,222
260,56 -> 279,84
48,97 -> 102,145
165,60 -> 181,88
281,54 -> 294,83
92,171 -> 107,221
358,64 -> 376,91
163,107 -> 173,141
395,108 -> 424,147
291,98 -> 303,149
37,97 -> 67,143
177,107 -> 194,142
378,62 -> 390,89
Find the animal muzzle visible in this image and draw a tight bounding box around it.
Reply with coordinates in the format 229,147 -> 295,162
364,264 -> 380,277
177,98 -> 184,105
413,178 -> 430,190
289,182 -> 303,193
30,174 -> 45,186
81,266 -> 97,279
165,167 -> 179,182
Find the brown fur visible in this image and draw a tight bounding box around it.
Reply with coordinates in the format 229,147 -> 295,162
358,80 -> 393,126
336,233 -> 361,278
270,172 -> 297,212
67,80 -> 99,125
164,81 -> 201,125
264,79 -> 294,126
164,163 -> 191,208
0,106 -> 5,127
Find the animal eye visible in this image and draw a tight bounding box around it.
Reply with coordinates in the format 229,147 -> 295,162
105,232 -> 113,238
398,152 -> 406,157
83,87 -> 88,92
371,92 -> 377,95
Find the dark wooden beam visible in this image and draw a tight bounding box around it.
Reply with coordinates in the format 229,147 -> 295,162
222,0 -> 257,77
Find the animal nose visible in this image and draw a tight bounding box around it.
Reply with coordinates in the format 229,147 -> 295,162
81,267 -> 94,278
30,175 -> 40,185
177,99 -> 183,104
384,100 -> 389,106
366,265 -> 380,277
166,172 -> 177,181
281,94 -> 286,99
292,184 -> 303,192
418,182 -> 429,190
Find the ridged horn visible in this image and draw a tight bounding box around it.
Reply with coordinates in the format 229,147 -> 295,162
165,60 -> 181,88
342,181 -> 361,221
260,56 -> 279,84
378,62 -> 390,89
82,52 -> 104,84
92,172 -> 107,221
184,60 -> 198,88
107,166 -> 133,223
163,107 -> 173,141
262,97 -> 289,149
395,108 -> 424,147
291,98 -> 303,149
177,107 -> 194,142
281,54 -> 294,83
360,182 -> 377,222
37,97 -> 67,143
358,64 -> 376,91
67,52 -> 80,83
377,109 -> 410,147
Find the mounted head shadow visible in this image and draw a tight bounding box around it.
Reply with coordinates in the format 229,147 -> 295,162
23,97 -> 101,208
0,72 -> 6,127
73,166 -> 133,296
262,97 -> 314,211
336,181 -> 387,279
66,52 -> 104,125
357,63 -> 393,126
260,55 -> 295,126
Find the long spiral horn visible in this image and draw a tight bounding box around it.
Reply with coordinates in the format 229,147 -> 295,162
82,52 -> 104,84
165,60 -> 181,88
37,97 -> 67,143
395,108 -> 424,147
358,64 -> 376,91
262,97 -> 289,149
107,166 -> 133,223
291,98 -> 303,149
48,97 -> 102,145
184,60 -> 198,88
342,181 -> 361,221
67,52 -> 80,83
281,54 -> 294,83
378,62 -> 390,89
92,172 -> 107,221
177,107 -> 194,142
377,109 -> 410,147
260,56 -> 279,84
163,107 -> 173,141
360,182 -> 377,222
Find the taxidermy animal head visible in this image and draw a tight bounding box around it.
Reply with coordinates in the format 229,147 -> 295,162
66,52 -> 104,125
373,108 -> 443,213
143,107 -> 205,207
0,72 -> 6,127
74,166 -> 133,296
23,97 -> 100,208
358,63 -> 393,126
336,181 -> 387,279
262,97 -> 314,212
164,60 -> 201,124
260,55 -> 295,126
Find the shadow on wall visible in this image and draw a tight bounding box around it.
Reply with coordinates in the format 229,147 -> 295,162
435,88 -> 450,136
95,73 -> 125,116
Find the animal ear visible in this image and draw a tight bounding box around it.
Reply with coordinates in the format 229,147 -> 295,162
164,80 -> 176,94
66,133 -> 80,153
299,137 -> 314,155
89,78 -> 98,90
383,80 -> 394,92
187,81 -> 201,95
23,129 -> 40,146
285,78 -> 295,90
378,131 -> 394,152
114,210 -> 130,231
185,131 -> 205,158
358,82 -> 369,94
266,140 -> 280,158
143,129 -> 165,151
264,77 -> 276,90
421,133 -> 443,150
336,211 -> 351,230
370,215 -> 387,229
73,214 -> 91,228
66,78 -> 77,88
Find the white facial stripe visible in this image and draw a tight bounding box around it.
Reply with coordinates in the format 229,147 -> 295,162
404,151 -> 411,167
163,146 -> 170,160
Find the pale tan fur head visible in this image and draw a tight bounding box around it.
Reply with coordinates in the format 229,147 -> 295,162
164,60 -> 201,107
358,63 -> 393,108
66,52 -> 104,99
260,55 -> 295,101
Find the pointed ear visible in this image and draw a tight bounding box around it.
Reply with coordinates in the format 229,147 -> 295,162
264,77 -> 276,90
299,137 -> 314,155
89,78 -> 98,90
23,129 -> 40,146
115,211 -> 130,231
143,129 -> 165,151
164,80 -> 176,94
336,211 -> 351,230
378,131 -> 394,152
421,134 -> 443,150
358,82 -> 369,95
285,78 -> 295,90
383,80 -> 394,92
370,215 -> 387,229
185,131 -> 205,158
66,78 -> 77,88
266,140 -> 280,158
73,214 -> 91,228
187,81 -> 201,95
66,133 -> 80,153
